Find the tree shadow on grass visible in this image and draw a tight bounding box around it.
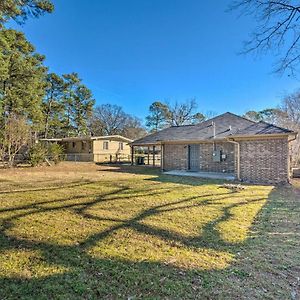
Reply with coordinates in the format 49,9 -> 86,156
0,180 -> 294,299
211,185 -> 300,299
98,164 -> 229,187
0,180 -> 96,195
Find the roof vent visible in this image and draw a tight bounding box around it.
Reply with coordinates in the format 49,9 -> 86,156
229,125 -> 232,131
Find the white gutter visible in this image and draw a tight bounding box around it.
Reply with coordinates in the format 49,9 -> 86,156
92,135 -> 133,143
61,135 -> 133,143
226,138 -> 240,181
288,133 -> 298,178
288,132 -> 298,143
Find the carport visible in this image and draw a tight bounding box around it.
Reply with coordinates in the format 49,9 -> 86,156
130,143 -> 162,168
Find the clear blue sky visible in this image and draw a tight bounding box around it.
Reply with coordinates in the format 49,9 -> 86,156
8,0 -> 300,120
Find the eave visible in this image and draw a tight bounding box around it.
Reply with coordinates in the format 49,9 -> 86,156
131,132 -> 297,146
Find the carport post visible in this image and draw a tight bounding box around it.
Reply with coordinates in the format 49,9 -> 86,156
153,145 -> 156,167
160,143 -> 164,171
131,146 -> 134,166
147,147 -> 150,165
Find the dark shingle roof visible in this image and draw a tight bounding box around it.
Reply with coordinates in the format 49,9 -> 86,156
132,112 -> 295,146
233,121 -> 293,136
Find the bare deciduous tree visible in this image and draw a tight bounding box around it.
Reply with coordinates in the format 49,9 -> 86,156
244,92 -> 300,165
166,98 -> 198,126
231,0 -> 300,75
281,91 -> 300,165
90,104 -> 146,139
146,99 -> 209,130
121,116 -> 147,140
282,91 -> 300,125
0,114 -> 30,167
91,104 -> 128,136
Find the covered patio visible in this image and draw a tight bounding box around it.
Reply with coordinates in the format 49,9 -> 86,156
130,144 -> 162,168
130,139 -> 238,176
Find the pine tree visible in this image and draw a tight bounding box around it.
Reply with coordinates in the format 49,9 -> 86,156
61,73 -> 94,136
0,0 -> 54,26
61,73 -> 80,136
43,73 -> 65,138
0,29 -> 47,130
73,85 -> 94,135
145,101 -> 169,132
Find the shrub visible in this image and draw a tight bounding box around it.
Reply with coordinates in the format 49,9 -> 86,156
48,143 -> 64,164
28,143 -> 47,167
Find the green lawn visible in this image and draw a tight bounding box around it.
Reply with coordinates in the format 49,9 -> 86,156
0,163 -> 299,299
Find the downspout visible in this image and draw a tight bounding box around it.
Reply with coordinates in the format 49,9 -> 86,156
288,133 -> 297,143
130,145 -> 134,166
160,142 -> 164,171
226,138 -> 240,181
288,133 -> 298,178
157,140 -> 163,171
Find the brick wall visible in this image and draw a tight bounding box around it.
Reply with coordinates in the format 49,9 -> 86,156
163,144 -> 188,170
163,142 -> 235,173
163,138 -> 289,184
239,138 -> 289,184
198,142 -> 235,173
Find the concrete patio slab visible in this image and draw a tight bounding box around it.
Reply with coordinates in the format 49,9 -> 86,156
163,170 -> 236,181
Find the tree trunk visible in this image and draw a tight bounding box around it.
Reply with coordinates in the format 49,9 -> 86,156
8,153 -> 14,168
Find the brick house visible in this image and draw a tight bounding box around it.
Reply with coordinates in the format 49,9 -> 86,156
131,112 -> 297,184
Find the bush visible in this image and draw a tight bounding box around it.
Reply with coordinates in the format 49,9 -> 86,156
28,143 -> 47,167
48,143 -> 64,164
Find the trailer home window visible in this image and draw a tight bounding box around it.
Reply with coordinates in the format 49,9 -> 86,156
103,141 -> 109,150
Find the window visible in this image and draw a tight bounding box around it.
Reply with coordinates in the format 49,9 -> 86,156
82,141 -> 86,150
103,141 -> 109,150
72,142 -> 76,148
119,142 -> 124,150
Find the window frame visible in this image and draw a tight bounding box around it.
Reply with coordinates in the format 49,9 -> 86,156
103,141 -> 109,150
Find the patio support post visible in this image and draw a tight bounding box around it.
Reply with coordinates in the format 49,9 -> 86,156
131,146 -> 134,166
147,147 -> 150,165
153,145 -> 155,167
160,143 -> 164,171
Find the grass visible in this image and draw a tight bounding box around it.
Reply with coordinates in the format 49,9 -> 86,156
0,162 -> 299,299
